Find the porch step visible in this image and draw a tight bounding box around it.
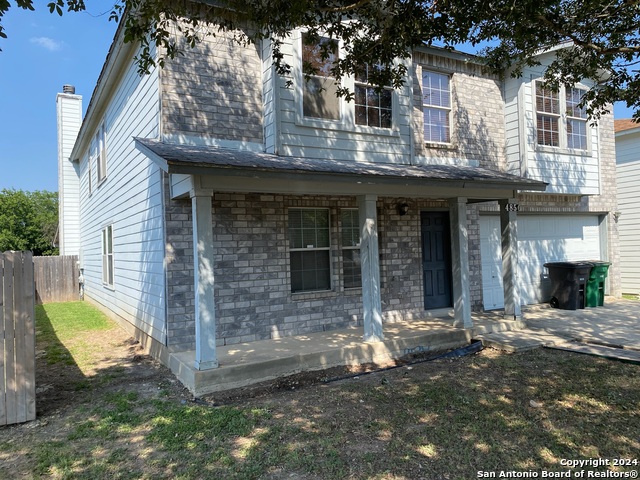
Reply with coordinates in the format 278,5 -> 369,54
169,326 -> 473,397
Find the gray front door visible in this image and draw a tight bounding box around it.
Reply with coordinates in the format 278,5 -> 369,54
421,211 -> 452,309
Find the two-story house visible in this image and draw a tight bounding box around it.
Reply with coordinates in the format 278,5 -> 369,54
56,21 -> 620,395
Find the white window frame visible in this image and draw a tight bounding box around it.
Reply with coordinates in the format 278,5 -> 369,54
102,224 -> 114,287
288,208 -> 332,293
294,30 -> 399,136
300,32 -> 342,124
354,64 -> 393,130
96,122 -> 107,183
422,69 -> 452,145
565,86 -> 588,151
87,154 -> 92,195
534,81 -> 589,152
340,209 -> 361,289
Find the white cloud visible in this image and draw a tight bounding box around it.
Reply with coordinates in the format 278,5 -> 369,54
29,37 -> 64,52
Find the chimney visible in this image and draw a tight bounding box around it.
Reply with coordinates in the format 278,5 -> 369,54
56,85 -> 82,256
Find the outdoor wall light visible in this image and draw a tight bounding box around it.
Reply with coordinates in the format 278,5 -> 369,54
398,203 -> 410,216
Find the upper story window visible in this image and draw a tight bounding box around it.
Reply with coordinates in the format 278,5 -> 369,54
302,33 -> 340,121
91,121 -> 107,185
535,82 -> 588,151
535,84 -> 560,147
354,65 -> 392,129
422,70 -> 451,143
566,87 -> 588,150
288,208 -> 331,293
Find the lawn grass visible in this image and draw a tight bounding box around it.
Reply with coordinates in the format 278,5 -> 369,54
36,301 -> 114,368
2,302 -> 639,479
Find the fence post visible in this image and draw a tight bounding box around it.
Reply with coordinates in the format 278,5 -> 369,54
1,251 -> 36,426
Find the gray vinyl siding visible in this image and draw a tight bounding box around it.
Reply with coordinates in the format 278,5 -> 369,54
262,38 -> 278,154
503,77 -> 522,176
79,51 -> 165,343
505,56 -> 600,195
616,130 -> 640,293
273,33 -> 413,164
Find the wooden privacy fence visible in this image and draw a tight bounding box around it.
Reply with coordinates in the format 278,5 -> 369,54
34,255 -> 79,304
1,251 -> 36,426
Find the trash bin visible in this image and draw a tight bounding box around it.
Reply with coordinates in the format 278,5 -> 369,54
544,262 -> 593,310
585,261 -> 611,307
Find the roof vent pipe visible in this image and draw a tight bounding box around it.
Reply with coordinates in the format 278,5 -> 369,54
62,84 -> 76,94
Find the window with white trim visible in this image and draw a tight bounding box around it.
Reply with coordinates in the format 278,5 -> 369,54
87,156 -> 92,195
355,65 -> 392,129
96,122 -> 107,183
535,83 -> 560,147
535,82 -> 588,150
102,225 -> 114,287
341,209 -> 361,289
288,208 -> 331,293
302,33 -> 340,121
422,70 -> 451,143
566,87 -> 588,150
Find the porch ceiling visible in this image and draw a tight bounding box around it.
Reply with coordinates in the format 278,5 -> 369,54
135,138 -> 547,199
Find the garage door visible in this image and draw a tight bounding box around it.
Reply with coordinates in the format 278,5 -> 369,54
479,215 -> 602,310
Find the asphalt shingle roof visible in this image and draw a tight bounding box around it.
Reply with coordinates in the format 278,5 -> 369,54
135,138 -> 547,191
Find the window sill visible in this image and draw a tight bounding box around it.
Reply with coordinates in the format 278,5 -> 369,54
423,141 -> 458,151
290,289 -> 337,301
295,116 -> 400,137
535,145 -> 591,157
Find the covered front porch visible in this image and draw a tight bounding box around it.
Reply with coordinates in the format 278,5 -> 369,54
137,139 -> 547,394
168,309 -> 525,396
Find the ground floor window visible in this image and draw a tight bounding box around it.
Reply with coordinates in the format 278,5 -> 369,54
288,208 -> 331,292
102,225 -> 114,287
341,209 -> 361,288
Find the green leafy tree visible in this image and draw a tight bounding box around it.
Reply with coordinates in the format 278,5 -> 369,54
0,189 -> 59,256
1,0 -> 639,119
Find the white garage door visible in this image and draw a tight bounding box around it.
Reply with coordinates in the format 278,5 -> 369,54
479,215 -> 602,310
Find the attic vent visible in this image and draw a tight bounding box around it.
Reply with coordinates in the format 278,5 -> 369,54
62,85 -> 76,94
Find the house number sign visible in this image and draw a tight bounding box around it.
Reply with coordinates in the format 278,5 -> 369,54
504,203 -> 520,212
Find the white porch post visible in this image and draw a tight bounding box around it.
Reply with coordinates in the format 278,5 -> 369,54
499,198 -> 521,319
191,193 -> 219,370
358,194 -> 384,342
449,197 -> 472,328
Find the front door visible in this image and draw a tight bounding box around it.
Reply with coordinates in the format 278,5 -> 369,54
421,211 -> 452,309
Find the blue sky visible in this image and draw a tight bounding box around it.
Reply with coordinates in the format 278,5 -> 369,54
0,6 -> 635,193
0,5 -> 117,192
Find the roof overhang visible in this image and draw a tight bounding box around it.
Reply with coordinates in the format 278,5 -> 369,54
135,138 -> 547,200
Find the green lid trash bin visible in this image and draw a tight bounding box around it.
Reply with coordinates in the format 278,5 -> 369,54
585,261 -> 611,307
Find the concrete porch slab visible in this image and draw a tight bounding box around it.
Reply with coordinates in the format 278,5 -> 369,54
169,313 -> 525,397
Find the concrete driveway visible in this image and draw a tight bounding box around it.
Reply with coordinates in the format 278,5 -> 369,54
479,298 -> 640,360
523,298 -> 640,351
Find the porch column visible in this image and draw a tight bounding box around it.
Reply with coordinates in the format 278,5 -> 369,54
449,197 -> 472,328
358,194 -> 384,342
191,193 -> 219,370
499,198 -> 521,319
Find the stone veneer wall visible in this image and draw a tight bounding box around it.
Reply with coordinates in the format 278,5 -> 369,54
412,51 -> 506,171
161,26 -> 264,144
164,190 -> 486,352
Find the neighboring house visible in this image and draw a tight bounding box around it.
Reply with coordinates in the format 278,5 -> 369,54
56,20 -> 620,394
615,119 -> 640,293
